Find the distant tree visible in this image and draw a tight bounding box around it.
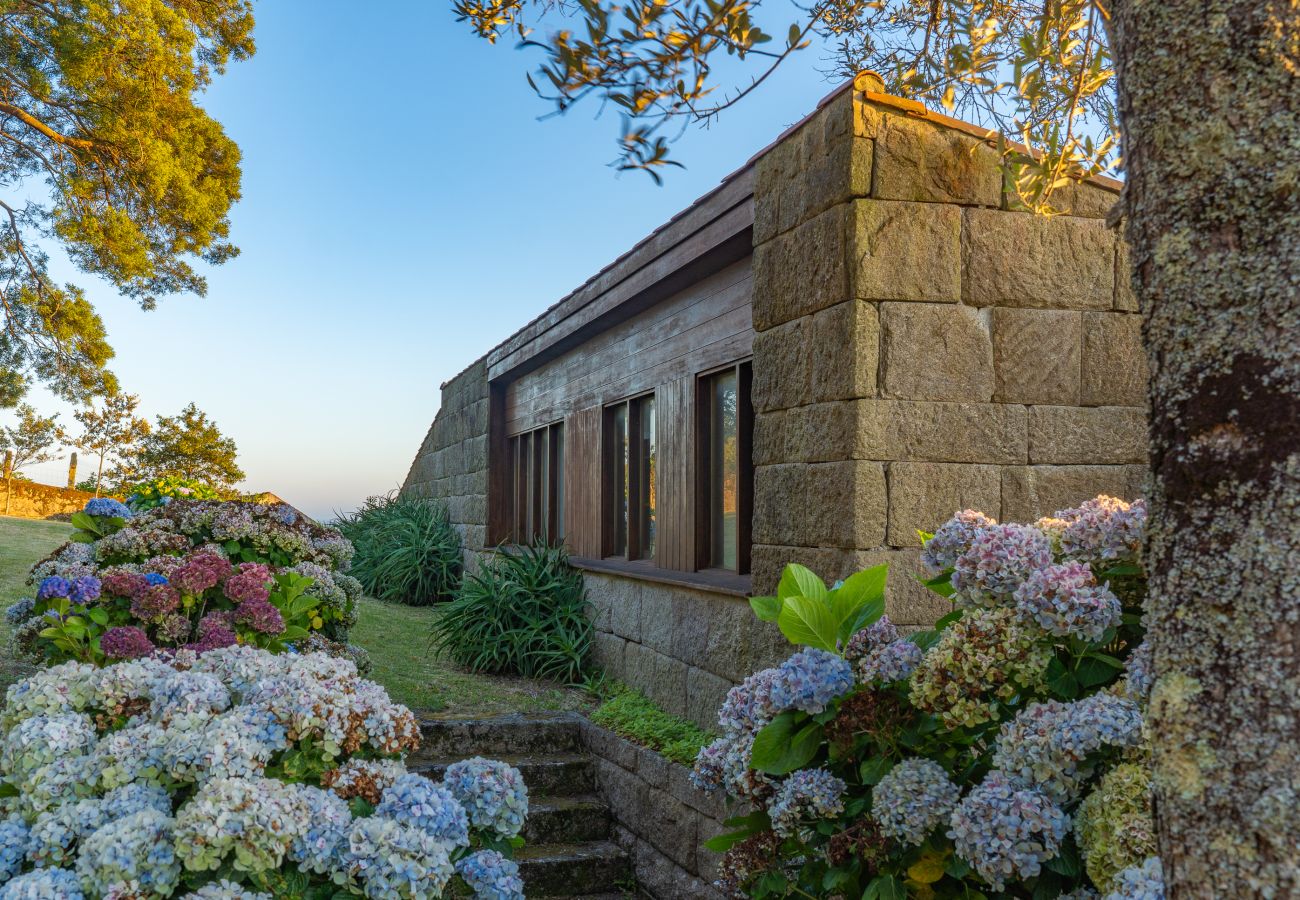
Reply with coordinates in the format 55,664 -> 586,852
0,0 -> 256,406
67,393 -> 151,496
0,402 -> 61,475
133,402 -> 244,489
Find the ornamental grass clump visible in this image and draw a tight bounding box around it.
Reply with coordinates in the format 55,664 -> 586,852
0,645 -> 529,899
6,499 -> 369,672
432,542 -> 590,683
335,493 -> 463,606
694,496 -> 1167,900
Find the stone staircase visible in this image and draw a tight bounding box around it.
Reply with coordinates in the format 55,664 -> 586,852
412,713 -> 635,899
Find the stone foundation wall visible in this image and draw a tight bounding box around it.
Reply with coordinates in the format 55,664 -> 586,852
579,717 -> 728,900
749,79 -> 1147,624
399,360 -> 490,564
2,478 -> 96,519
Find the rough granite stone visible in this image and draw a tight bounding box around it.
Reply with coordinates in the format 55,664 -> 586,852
964,209 -> 1114,309
754,462 -> 887,548
991,307 -> 1083,405
886,462 -> 1003,547
1001,465 -> 1150,521
854,200 -> 962,303
1082,312 -> 1148,407
881,302 -> 995,402
753,205 -> 852,331
686,666 -> 733,732
651,652 -> 689,718
872,112 -> 1002,207
1028,406 -> 1148,465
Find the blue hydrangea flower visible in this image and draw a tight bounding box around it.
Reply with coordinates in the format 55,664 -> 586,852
376,773 -> 469,846
144,572 -> 169,586
36,576 -> 71,601
0,814 -> 29,881
67,576 -> 102,606
855,639 -> 923,685
1104,856 -> 1165,900
100,782 -> 172,820
4,597 -> 34,625
180,881 -> 272,899
767,768 -> 846,838
0,866 -> 85,899
1123,641 -> 1153,704
442,758 -> 529,839
922,510 -> 997,575
26,799 -> 104,867
949,772 -> 1070,890
288,785 -> 352,875
84,498 -> 132,519
871,758 -> 961,846
456,849 -> 526,900
768,649 -> 854,716
75,808 -> 180,897
341,816 -> 454,898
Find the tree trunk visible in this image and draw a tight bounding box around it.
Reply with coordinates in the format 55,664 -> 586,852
1107,2 -> 1300,895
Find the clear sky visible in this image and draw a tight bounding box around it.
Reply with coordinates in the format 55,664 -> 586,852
4,0 -> 839,520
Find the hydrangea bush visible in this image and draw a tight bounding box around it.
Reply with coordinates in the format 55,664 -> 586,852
6,499 -> 368,670
0,645 -> 528,898
694,496 -> 1164,899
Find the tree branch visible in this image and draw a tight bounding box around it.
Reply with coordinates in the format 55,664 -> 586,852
0,101 -> 94,150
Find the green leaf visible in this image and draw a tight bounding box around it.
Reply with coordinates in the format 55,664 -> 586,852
778,595 -> 841,651
70,512 -> 97,531
86,607 -> 110,626
859,756 -> 894,785
1075,656 -> 1119,687
69,531 -> 96,544
777,564 -> 827,603
934,608 -> 963,630
863,874 -> 907,900
917,572 -> 956,598
750,713 -> 821,775
1047,657 -> 1080,699
908,629 -> 942,651
704,811 -> 770,851
749,595 -> 782,623
1044,839 -> 1081,877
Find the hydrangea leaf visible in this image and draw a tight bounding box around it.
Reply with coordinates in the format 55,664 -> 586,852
749,595 -> 782,623
863,874 -> 908,900
750,712 -> 821,774
777,596 -> 840,652
777,564 -> 827,603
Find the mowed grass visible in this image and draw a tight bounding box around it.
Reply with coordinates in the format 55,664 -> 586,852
0,515 -> 74,691
0,515 -> 588,717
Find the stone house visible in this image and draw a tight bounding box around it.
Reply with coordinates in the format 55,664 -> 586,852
401,73 -> 1147,729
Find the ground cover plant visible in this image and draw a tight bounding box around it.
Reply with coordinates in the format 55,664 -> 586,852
6,499 -> 366,670
589,682 -> 714,766
432,543 -> 590,684
693,496 -> 1161,899
336,494 -> 463,606
0,645 -> 530,898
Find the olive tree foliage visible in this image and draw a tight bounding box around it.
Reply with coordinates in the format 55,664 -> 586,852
0,0 -> 255,406
454,0 -> 1115,206
134,401 -> 244,490
67,391 -> 150,496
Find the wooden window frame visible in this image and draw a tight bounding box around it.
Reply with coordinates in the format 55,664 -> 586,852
695,360 -> 753,575
603,392 -> 656,563
504,421 -> 564,545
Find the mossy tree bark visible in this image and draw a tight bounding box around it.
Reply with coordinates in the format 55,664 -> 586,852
1107,1 -> 1300,895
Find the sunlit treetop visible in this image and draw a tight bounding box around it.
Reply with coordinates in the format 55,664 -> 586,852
454,0 -> 1117,209
0,0 -> 255,404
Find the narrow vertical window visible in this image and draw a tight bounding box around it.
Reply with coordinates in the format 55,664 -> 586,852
552,425 -> 565,542
638,396 -> 656,560
702,363 -> 752,573
505,422 -> 564,545
610,402 -> 629,557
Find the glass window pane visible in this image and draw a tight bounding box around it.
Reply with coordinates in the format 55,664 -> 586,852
711,370 -> 739,570
555,426 -> 565,541
613,403 -> 629,557
539,430 -> 550,543
638,397 -> 656,560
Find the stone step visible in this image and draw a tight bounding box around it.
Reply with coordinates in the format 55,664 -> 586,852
412,752 -> 596,798
416,713 -> 583,760
517,841 -> 631,897
524,795 -> 611,844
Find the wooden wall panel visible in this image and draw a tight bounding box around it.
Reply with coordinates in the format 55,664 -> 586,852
562,406 -> 603,559
655,377 -> 695,571
504,259 -> 753,435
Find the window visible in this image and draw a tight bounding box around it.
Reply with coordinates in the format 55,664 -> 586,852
605,393 -> 657,561
700,362 -> 752,573
507,422 -> 563,544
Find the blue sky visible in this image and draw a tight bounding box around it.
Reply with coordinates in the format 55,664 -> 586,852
5,1 -> 838,520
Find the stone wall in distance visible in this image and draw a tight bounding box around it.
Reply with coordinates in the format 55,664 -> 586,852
2,478 -> 96,520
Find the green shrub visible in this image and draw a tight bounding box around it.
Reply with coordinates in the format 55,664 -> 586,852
124,475 -> 222,510
336,493 -> 462,606
431,542 -> 590,683
590,683 -> 713,766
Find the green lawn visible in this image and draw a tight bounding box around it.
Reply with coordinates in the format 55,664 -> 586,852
0,515 -> 588,717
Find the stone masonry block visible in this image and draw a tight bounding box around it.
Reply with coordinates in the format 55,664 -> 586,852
700,596 -> 785,683
887,462 -> 1002,547
1031,177 -> 1119,219
1028,406 -> 1147,465
808,461 -> 888,548
854,200 -> 962,303
753,465 -> 803,547
753,205 -> 852,331
992,308 -> 1082,405
686,667 -> 732,733
603,576 -> 643,642
752,317 -> 810,413
1115,241 -> 1138,312
651,652 -> 688,718
964,210 -> 1114,309
881,302 -> 994,402
1001,465 -> 1150,521
592,632 -> 627,677
857,399 -> 1028,465
669,590 -> 712,669
872,112 -> 1002,207
810,300 -> 879,402
1082,312 -> 1148,407
623,641 -> 657,697
639,586 -> 675,655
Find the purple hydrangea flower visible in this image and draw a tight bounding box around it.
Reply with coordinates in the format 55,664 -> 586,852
768,648 -> 854,716
949,771 -> 1070,890
224,563 -> 272,605
234,597 -> 285,635
1013,561 -> 1121,641
1059,496 -> 1147,564
1123,641 -> 1153,704
871,757 -> 961,846
952,524 -> 1053,608
922,510 -> 997,576
101,626 -> 156,660
768,768 -> 847,838
67,576 -> 101,606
